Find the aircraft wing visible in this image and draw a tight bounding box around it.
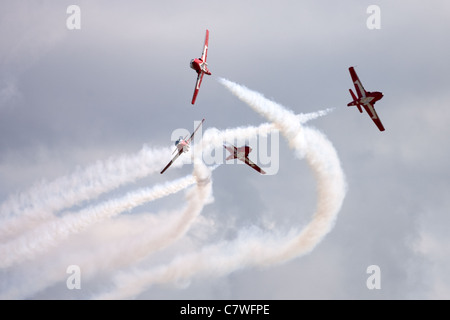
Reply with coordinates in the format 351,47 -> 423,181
362,103 -> 385,131
160,149 -> 183,174
349,67 -> 366,98
242,156 -> 266,175
186,118 -> 205,144
191,72 -> 204,105
201,29 -> 209,62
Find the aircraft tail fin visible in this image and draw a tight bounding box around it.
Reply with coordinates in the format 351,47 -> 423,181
348,89 -> 363,113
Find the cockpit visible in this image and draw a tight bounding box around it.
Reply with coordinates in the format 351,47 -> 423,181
175,136 -> 184,146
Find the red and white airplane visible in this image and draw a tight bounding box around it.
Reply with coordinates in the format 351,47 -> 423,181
347,66 -> 385,131
190,29 -> 211,105
160,119 -> 205,174
223,144 -> 266,175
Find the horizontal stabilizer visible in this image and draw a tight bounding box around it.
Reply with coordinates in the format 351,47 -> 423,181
349,88 -> 357,101
348,89 -> 362,113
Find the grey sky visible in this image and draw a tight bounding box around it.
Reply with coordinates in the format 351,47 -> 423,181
1,0 -> 450,300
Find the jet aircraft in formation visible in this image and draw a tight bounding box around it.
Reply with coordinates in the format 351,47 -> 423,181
161,31 -> 386,175
160,119 -> 205,174
347,66 -> 385,131
223,144 -> 266,175
190,29 -> 211,105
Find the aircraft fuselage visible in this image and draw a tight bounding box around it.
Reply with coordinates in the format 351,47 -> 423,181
351,91 -> 383,106
235,146 -> 251,158
190,58 -> 211,75
175,139 -> 189,153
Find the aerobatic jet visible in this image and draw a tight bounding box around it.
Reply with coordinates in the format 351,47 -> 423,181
160,119 -> 205,174
347,66 -> 385,131
190,29 -> 211,105
223,144 -> 266,174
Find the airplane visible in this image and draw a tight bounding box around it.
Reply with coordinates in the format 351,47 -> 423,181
160,119 -> 205,174
223,144 -> 266,174
347,66 -> 385,131
190,29 -> 212,105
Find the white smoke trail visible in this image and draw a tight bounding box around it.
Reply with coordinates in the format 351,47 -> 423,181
0,145 -> 186,241
9,112 -> 329,298
197,107 -> 334,164
93,79 -> 346,299
0,174 -> 196,269
0,121 -> 277,270
0,120 -> 274,295
0,107 -> 330,242
0,168 -> 214,299
218,78 -> 346,262
297,108 -> 335,124
0,91 -> 334,298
